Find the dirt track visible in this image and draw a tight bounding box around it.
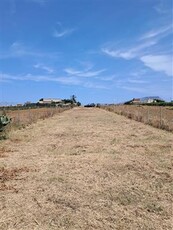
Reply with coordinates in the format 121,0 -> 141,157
0,107 -> 172,230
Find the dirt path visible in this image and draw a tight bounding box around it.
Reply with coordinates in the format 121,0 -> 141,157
0,107 -> 172,230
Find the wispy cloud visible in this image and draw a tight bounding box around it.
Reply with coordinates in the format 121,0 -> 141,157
53,28 -> 76,38
0,42 -> 59,59
102,23 -> 172,76
83,82 -> 109,89
102,20 -> 172,60
0,72 -> 109,90
127,79 -> 149,84
154,0 -> 171,14
7,42 -> 28,57
139,25 -> 172,40
0,72 -> 80,85
140,55 -> 173,76
102,40 -> 157,60
64,68 -> 106,77
33,63 -> 54,74
53,23 -> 76,38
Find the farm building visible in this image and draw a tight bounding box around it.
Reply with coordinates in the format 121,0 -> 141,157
124,98 -> 141,105
124,96 -> 165,105
140,96 -> 164,103
38,98 -> 62,104
131,98 -> 140,104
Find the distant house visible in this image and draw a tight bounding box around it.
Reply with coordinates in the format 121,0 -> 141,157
124,98 -> 140,105
38,98 -> 62,104
132,98 -> 140,104
147,98 -> 155,103
140,96 -> 164,104
124,96 -> 165,105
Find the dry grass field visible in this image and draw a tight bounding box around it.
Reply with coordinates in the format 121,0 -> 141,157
1,107 -> 70,130
102,105 -> 173,132
0,107 -> 172,229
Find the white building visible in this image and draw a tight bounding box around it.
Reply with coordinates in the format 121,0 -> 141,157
38,98 -> 62,104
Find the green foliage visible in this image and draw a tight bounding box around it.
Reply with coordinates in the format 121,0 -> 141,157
0,133 -> 8,140
62,99 -> 73,104
123,101 -> 173,106
0,115 -> 11,132
71,95 -> 77,103
124,100 -> 133,105
142,102 -> 173,106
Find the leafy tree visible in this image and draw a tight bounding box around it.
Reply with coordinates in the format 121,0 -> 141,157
71,95 -> 77,104
77,102 -> 81,106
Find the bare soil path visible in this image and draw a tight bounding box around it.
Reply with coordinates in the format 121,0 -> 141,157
0,107 -> 172,230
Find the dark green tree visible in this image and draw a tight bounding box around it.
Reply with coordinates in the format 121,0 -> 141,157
71,95 -> 77,104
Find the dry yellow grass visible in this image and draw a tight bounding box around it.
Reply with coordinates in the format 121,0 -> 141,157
102,105 -> 173,132
0,107 -> 172,229
3,107 -> 70,130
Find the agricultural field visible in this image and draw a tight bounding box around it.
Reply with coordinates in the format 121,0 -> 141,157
0,107 -> 172,229
0,107 -> 70,131
102,105 -> 173,132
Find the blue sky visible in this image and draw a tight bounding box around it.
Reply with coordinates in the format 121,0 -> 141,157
0,0 -> 172,105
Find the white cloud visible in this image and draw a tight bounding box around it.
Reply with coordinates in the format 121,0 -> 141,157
83,82 -> 109,89
102,22 -> 172,61
76,69 -> 106,77
9,42 -> 26,56
102,40 -> 157,60
140,25 -> 172,40
34,63 -> 54,74
53,28 -> 76,38
53,21 -> 77,38
64,68 -> 106,77
53,22 -> 76,38
0,71 -> 109,90
64,68 -> 81,75
102,23 -> 172,77
0,72 -> 81,85
127,79 -> 149,84
140,55 -> 173,76
0,42 -> 59,59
